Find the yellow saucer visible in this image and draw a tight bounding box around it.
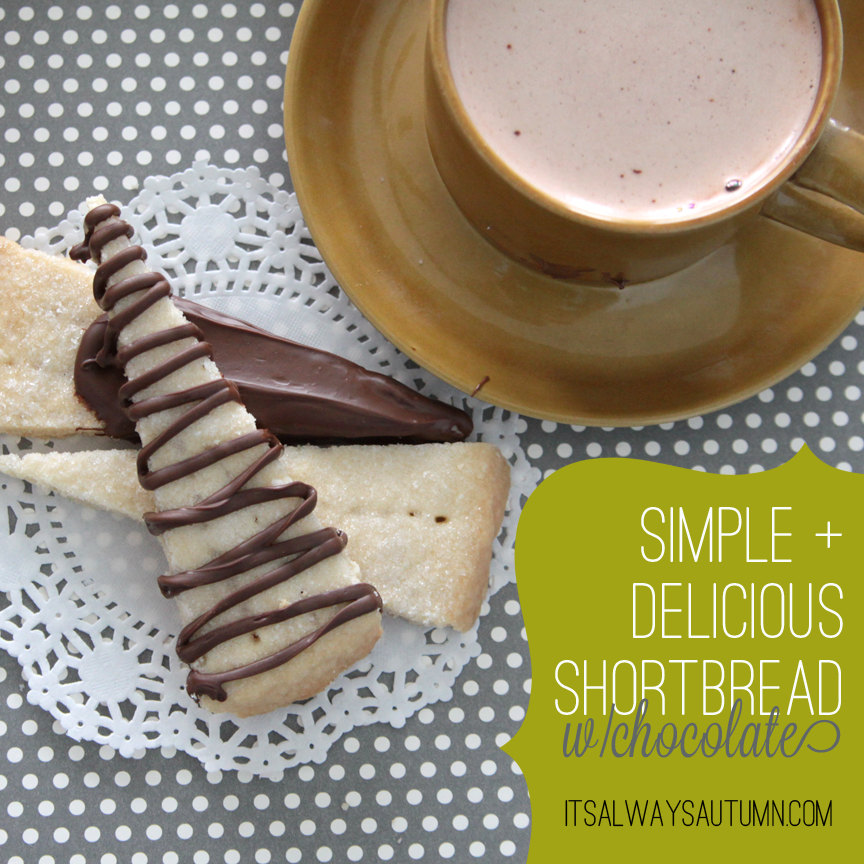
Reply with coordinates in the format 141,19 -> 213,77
285,0 -> 864,426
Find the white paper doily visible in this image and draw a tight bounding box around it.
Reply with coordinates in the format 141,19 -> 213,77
0,163 -> 539,777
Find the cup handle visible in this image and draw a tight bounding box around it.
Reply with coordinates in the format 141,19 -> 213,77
761,119 -> 864,251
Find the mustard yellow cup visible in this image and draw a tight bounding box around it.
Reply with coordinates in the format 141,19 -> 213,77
426,0 -> 864,286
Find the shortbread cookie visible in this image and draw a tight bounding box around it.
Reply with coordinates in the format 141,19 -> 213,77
0,441 -> 509,631
0,449 -> 153,521
72,199 -> 382,716
285,443 -> 509,631
0,236 -> 471,444
0,237 -> 102,438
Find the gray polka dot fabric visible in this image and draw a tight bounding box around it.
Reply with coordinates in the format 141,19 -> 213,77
1,3 -> 863,864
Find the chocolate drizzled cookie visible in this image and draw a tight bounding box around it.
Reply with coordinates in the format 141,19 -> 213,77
72,200 -> 383,716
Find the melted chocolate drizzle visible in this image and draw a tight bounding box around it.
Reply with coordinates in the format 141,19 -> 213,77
71,204 -> 382,703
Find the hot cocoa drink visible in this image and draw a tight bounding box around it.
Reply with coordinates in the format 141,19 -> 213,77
446,0 -> 823,220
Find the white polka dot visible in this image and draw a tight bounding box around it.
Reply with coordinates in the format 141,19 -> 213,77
481,760 -> 498,777
553,442 -> 573,459
586,442 -> 602,457
465,733 -> 482,750
514,812 -> 530,829
507,652 -> 523,668
467,787 -> 484,804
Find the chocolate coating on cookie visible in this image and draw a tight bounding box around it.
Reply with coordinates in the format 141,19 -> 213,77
75,299 -> 473,445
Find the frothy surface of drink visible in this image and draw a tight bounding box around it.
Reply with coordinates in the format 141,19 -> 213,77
446,0 -> 822,221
